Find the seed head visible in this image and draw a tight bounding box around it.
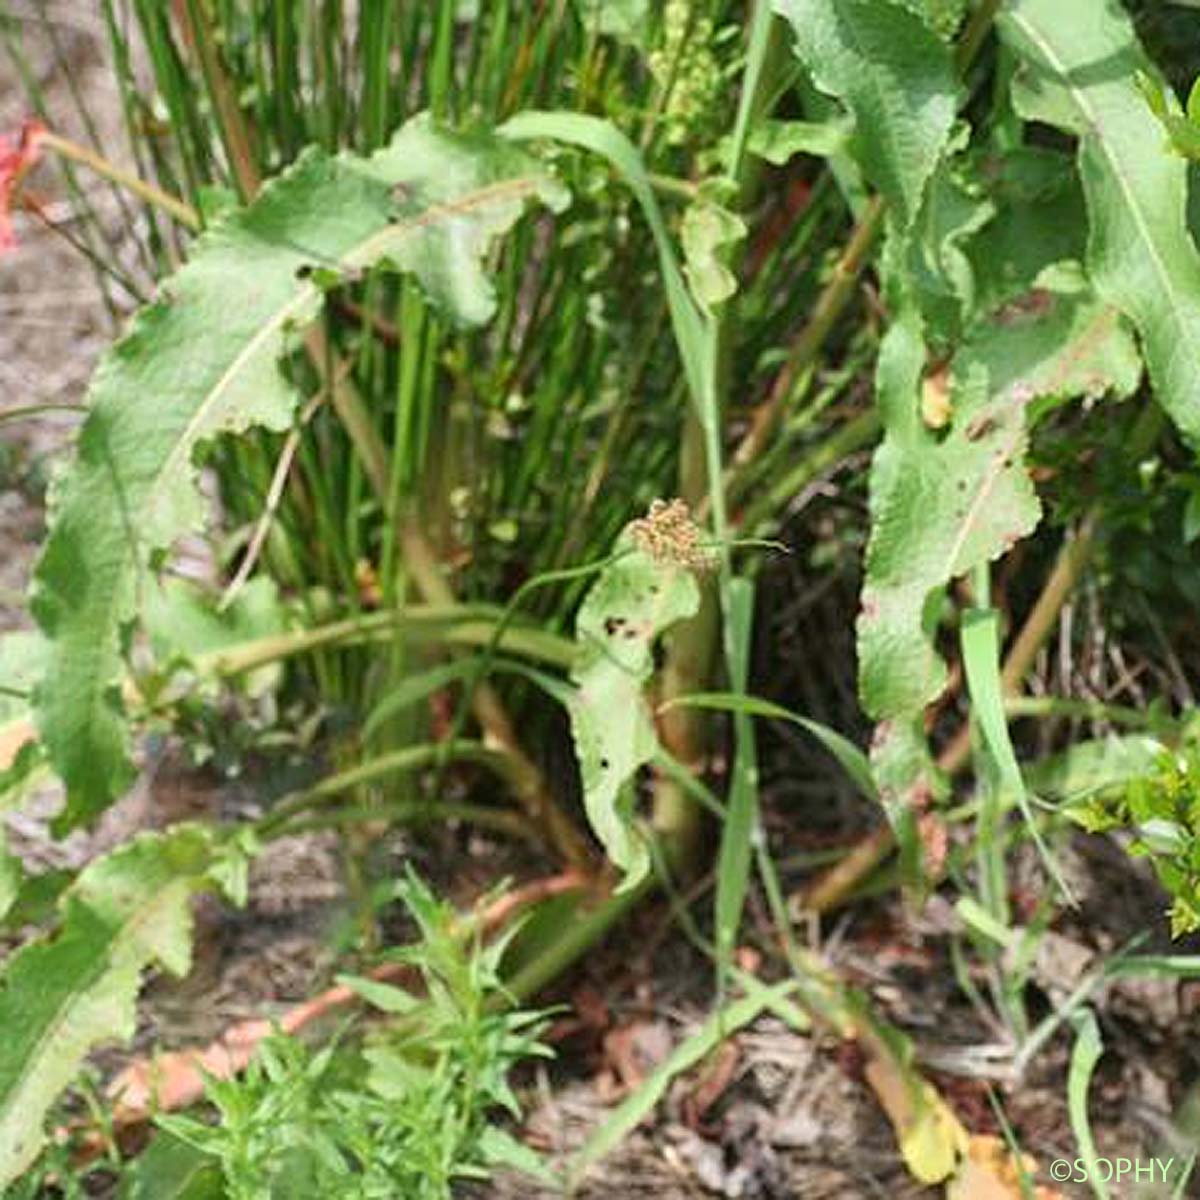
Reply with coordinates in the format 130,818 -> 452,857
629,498 -> 717,572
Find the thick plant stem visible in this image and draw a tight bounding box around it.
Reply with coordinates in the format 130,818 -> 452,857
650,411 -> 720,866
396,512 -> 596,871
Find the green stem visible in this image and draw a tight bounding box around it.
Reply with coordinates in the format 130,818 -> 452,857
259,739 -> 520,834
192,604 -> 576,679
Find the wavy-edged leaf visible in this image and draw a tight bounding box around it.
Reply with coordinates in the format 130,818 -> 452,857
681,199 -> 747,309
999,0 -> 1200,445
31,115 -> 567,829
0,825 -> 224,1185
568,534 -> 700,890
743,116 -> 851,165
772,0 -> 958,229
860,241 -> 1140,815
956,276 -> 1141,412
859,312 -> 1041,726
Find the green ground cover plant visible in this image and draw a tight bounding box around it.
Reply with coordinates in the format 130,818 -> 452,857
3,0 -> 1200,1194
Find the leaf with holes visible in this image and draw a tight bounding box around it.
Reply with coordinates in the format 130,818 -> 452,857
568,533 -> 700,890
30,115 -> 566,829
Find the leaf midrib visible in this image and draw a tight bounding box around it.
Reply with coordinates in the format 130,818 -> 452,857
0,878 -> 192,1173
1008,9 -> 1193,352
154,175 -> 544,522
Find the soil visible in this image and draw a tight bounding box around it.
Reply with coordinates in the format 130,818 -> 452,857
3,12 -> 1200,1200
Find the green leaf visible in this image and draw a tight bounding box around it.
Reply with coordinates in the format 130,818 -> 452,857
144,576 -> 288,698
903,146 -> 997,343
119,1131 -> 224,1200
961,608 -> 1075,902
0,825 -> 222,1185
571,0 -> 649,45
1027,734 -> 1165,802
569,980 -> 798,1187
662,692 -> 876,802
1066,1010 -> 1109,1200
965,147 -> 1087,314
896,0 -> 968,41
567,535 -> 700,890
955,279 -> 1141,412
1000,0 -> 1200,447
772,0 -> 958,229
681,199 -> 747,309
476,1126 -> 555,1185
1184,490 -> 1200,544
1188,76 -> 1200,125
335,974 -> 420,1015
362,654 -> 574,742
1,631 -> 44,798
744,116 -> 850,165
858,313 -> 1041,724
713,578 -> 757,981
31,115 -> 566,829
0,633 -> 50,921
501,111 -> 708,407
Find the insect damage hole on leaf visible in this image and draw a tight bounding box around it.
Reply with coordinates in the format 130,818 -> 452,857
567,501 -> 708,889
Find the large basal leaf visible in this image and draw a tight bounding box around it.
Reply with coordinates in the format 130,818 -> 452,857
999,0 -> 1200,446
771,0 -> 958,229
859,267 -> 1141,806
568,531 -> 700,890
858,310 -> 1042,726
0,824 -> 223,1185
31,116 -> 566,829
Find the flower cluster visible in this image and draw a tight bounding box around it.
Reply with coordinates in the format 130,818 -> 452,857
629,498 -> 717,572
647,0 -> 722,146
